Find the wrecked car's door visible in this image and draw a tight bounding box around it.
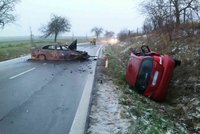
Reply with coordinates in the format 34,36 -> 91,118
44,45 -> 58,60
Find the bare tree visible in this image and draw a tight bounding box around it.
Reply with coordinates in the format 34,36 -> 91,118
104,31 -> 115,38
141,0 -> 172,30
40,15 -> 71,42
143,18 -> 153,34
91,27 -> 103,39
141,0 -> 200,40
117,29 -> 130,41
0,0 -> 19,28
141,0 -> 200,27
170,0 -> 200,25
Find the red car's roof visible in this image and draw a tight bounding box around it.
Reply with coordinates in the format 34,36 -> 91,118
126,54 -> 143,86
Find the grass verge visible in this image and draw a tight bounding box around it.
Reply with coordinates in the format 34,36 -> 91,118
0,42 -> 31,61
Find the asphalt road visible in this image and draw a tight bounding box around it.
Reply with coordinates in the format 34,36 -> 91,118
0,43 -> 101,134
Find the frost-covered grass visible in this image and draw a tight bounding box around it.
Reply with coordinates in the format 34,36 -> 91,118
121,86 -> 185,134
104,44 -> 186,133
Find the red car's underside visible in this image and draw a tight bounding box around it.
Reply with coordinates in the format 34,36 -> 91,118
126,46 -> 178,101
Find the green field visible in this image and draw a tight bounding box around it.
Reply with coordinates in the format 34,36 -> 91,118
0,37 -> 90,61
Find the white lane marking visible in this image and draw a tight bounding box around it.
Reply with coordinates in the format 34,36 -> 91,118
9,67 -> 36,80
43,63 -> 47,65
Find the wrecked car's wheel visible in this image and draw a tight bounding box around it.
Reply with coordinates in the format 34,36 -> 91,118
38,55 -> 46,60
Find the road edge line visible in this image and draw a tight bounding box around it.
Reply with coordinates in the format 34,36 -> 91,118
69,47 -> 102,134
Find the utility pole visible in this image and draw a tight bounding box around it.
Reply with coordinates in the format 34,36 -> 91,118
30,26 -> 34,46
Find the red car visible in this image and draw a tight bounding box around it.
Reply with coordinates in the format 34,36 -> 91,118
126,45 -> 181,101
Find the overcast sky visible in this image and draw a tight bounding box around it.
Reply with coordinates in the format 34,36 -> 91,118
0,0 -> 145,37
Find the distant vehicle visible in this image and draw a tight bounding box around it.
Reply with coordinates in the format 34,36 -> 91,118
31,40 -> 90,61
126,45 -> 181,101
90,38 -> 96,45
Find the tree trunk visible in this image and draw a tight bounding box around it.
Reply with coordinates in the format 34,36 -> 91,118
175,8 -> 180,26
54,33 -> 58,42
172,0 -> 181,26
183,9 -> 186,24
